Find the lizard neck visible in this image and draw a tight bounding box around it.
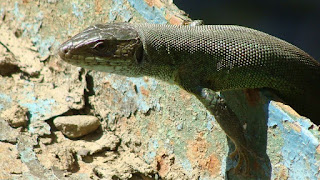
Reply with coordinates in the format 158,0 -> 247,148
133,24 -> 215,85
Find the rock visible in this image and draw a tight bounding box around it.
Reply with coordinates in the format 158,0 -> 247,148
28,121 -> 51,136
53,115 -> 100,138
73,132 -> 121,155
54,147 -> 78,172
0,118 -> 20,143
0,142 -> 28,179
0,104 -> 28,128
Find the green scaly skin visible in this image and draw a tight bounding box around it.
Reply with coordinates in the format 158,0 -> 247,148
59,23 -> 320,175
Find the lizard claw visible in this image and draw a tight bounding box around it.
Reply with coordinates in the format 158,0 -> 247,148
229,144 -> 253,176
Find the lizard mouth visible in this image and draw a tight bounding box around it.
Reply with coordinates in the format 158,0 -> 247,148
59,43 -> 129,68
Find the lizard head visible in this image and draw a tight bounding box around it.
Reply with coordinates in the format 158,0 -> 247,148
59,23 -> 144,76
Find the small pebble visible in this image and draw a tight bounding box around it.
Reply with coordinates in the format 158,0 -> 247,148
53,115 -> 100,138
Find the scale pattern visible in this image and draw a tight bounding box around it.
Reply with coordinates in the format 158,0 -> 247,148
133,24 -> 320,122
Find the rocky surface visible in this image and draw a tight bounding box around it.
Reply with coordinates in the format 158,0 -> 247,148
0,1 -> 319,180
0,1 -> 195,179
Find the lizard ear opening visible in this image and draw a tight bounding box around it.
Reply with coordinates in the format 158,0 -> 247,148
134,44 -> 144,64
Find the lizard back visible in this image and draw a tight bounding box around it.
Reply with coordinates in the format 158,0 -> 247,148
133,24 -> 320,122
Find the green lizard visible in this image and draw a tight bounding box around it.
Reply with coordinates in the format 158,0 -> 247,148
59,23 -> 320,175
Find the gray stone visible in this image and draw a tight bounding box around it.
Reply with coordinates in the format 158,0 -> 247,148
53,115 -> 100,138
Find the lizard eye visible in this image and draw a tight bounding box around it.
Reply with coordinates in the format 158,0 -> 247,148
92,41 -> 107,51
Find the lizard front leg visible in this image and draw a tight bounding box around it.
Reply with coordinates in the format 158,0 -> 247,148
189,86 -> 256,175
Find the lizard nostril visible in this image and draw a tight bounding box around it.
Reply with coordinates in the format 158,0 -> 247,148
59,46 -> 69,59
63,48 -> 68,54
